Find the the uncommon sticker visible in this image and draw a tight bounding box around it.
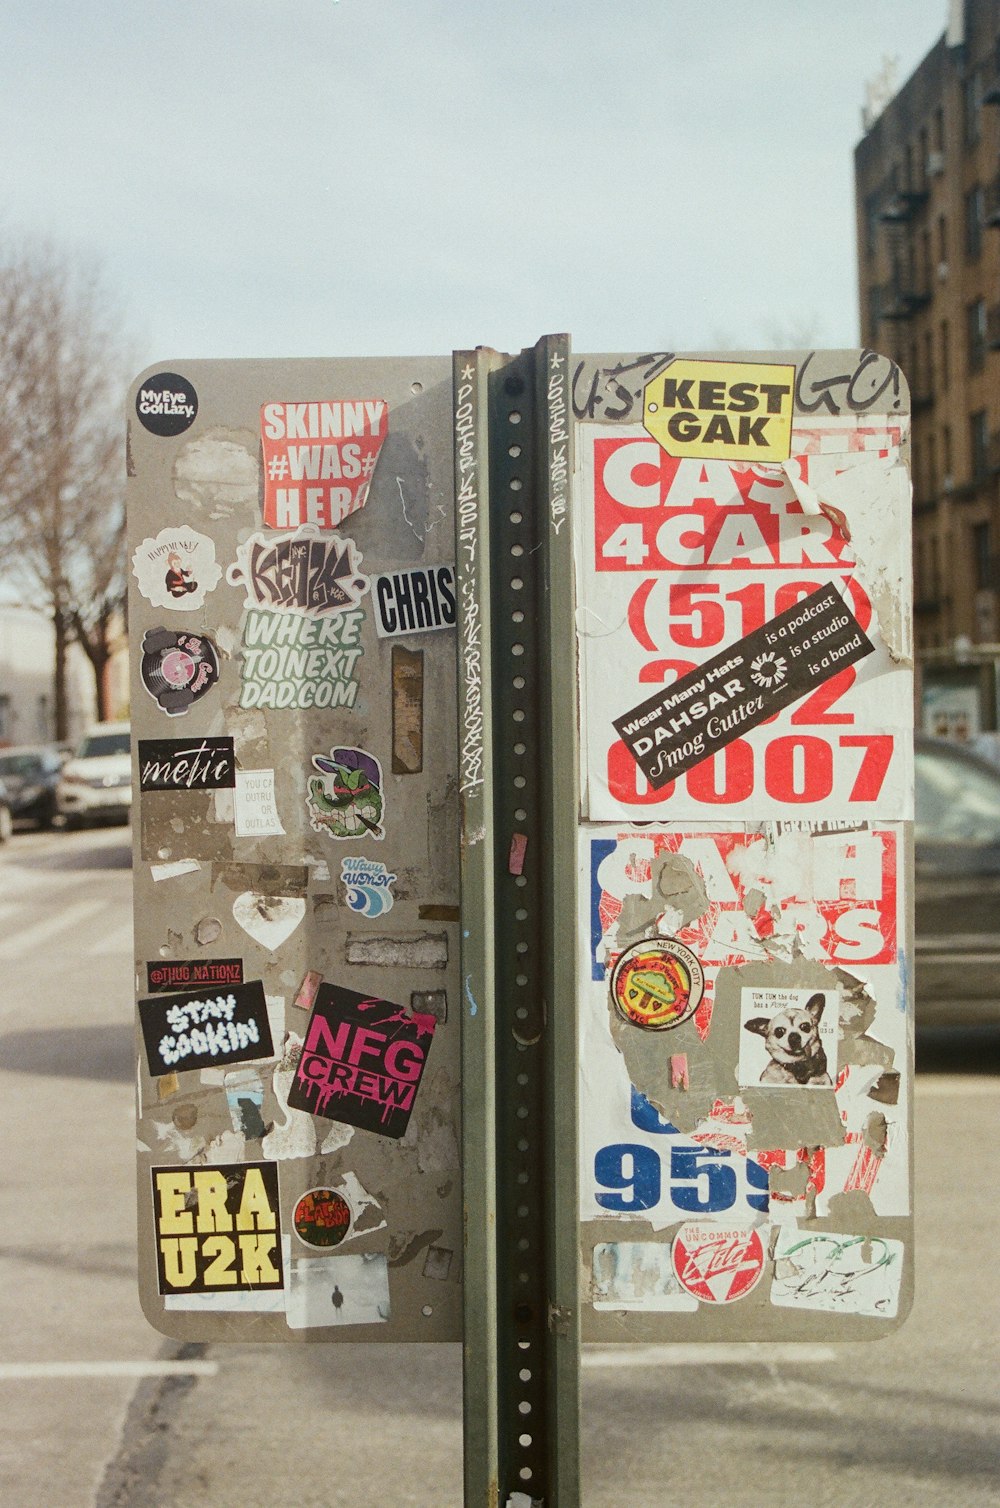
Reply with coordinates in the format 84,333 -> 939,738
293,1188 -> 353,1249
151,1162 -> 282,1296
288,985 -> 437,1139
227,526 -> 369,618
643,358 -> 795,462
341,856 -> 396,917
740,987 -> 838,1088
260,399 -> 387,530
138,737 -> 236,793
139,980 -> 274,1075
132,528 -> 222,611
613,582 -> 876,790
372,565 -> 457,638
140,628 -> 220,717
307,747 -> 385,841
146,959 -> 244,993
671,1222 -> 766,1304
610,936 -> 705,1030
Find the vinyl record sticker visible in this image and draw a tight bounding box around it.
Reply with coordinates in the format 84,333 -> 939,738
140,627 -> 220,717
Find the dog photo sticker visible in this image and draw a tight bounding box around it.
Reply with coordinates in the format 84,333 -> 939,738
140,628 -> 220,717
132,528 -> 223,612
610,936 -> 705,1030
739,987 -> 838,1088
307,747 -> 385,841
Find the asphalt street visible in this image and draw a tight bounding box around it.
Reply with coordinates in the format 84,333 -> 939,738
0,826 -> 997,1507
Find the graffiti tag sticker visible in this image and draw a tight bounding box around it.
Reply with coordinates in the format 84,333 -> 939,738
151,1162 -> 283,1296
138,737 -> 236,792
770,1229 -> 903,1317
614,583 -> 876,790
227,526 -> 369,618
261,399 -> 387,530
132,528 -> 222,611
138,980 -> 274,1076
293,1188 -> 353,1249
146,958 -> 244,993
288,985 -> 437,1139
671,1222 -> 766,1304
610,936 -> 704,1030
341,856 -> 396,917
307,747 -> 385,841
237,606 -> 364,711
140,628 -> 220,717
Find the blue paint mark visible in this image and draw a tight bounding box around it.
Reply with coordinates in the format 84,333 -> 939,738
463,929 -> 470,939
464,974 -> 478,1016
896,946 -> 909,1011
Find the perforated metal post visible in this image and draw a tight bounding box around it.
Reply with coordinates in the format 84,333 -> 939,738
456,337 -> 580,1508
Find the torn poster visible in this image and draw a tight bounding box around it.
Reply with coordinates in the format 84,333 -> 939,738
577,411 -> 912,820
260,399 -> 387,530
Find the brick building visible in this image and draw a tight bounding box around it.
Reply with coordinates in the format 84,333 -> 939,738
855,0 -> 1000,737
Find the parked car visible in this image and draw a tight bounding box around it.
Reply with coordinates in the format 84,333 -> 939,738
915,734 -> 1000,1027
0,773 -> 12,844
0,745 -> 64,828
56,721 -> 132,827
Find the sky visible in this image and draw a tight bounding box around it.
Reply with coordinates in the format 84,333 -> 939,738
0,1 -> 951,370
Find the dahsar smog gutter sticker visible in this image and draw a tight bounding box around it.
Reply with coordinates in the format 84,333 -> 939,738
644,358 -> 795,463
614,582 -> 875,790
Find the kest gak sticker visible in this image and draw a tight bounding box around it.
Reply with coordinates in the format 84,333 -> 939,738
643,358 -> 794,462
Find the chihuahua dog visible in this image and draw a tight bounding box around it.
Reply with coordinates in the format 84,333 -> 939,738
744,993 -> 832,1086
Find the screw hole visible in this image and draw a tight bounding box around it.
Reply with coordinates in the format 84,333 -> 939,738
410,380 -> 423,394
513,675 -> 525,689
511,543 -> 524,557
509,411 -> 522,425
509,443 -> 522,457
510,477 -> 523,491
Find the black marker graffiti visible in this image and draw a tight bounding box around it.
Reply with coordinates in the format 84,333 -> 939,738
796,349 -> 904,416
571,353 -> 675,423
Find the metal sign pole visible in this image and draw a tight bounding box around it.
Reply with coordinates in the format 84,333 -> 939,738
456,338 -> 580,1508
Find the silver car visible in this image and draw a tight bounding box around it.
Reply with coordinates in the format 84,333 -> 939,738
56,721 -> 132,827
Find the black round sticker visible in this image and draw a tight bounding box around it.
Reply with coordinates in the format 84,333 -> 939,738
135,372 -> 198,437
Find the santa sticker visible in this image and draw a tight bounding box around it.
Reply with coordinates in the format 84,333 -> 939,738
132,528 -> 223,612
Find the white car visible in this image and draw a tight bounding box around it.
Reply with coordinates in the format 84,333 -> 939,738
56,721 -> 132,827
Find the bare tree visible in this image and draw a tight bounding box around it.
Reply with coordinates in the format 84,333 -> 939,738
0,242 -> 131,736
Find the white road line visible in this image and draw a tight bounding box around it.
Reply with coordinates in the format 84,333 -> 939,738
0,898 -> 109,958
0,1360 -> 218,1380
582,1343 -> 837,1368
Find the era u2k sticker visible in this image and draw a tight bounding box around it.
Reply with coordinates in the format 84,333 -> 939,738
307,748 -> 385,841
132,528 -> 222,611
260,399 -> 388,530
152,1162 -> 283,1296
140,628 -> 220,717
288,986 -> 437,1138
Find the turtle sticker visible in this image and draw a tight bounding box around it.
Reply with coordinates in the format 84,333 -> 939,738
306,747 -> 385,841
610,936 -> 705,1030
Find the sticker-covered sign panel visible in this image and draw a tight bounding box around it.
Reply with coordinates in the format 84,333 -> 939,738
129,358 -> 460,1342
575,349 -> 913,1340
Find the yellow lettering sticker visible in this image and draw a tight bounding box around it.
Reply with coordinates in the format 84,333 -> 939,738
643,359 -> 795,463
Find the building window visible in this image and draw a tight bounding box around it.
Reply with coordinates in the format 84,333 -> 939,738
937,212 -> 948,269
865,193 -> 880,256
964,70 -> 982,147
933,106 -> 944,155
965,184 -> 984,259
928,432 -> 937,497
868,283 -> 882,337
970,410 -> 989,481
967,299 -> 987,372
972,521 -> 992,591
943,423 -> 953,483
940,319 -> 950,390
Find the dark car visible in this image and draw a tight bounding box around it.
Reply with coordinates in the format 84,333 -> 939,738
0,774 -> 11,843
0,745 -> 64,829
915,735 -> 1000,1027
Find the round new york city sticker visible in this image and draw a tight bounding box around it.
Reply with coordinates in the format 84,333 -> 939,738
293,1188 -> 353,1249
610,936 -> 705,1030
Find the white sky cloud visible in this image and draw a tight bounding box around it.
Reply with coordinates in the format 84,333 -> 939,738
0,0 -> 948,365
